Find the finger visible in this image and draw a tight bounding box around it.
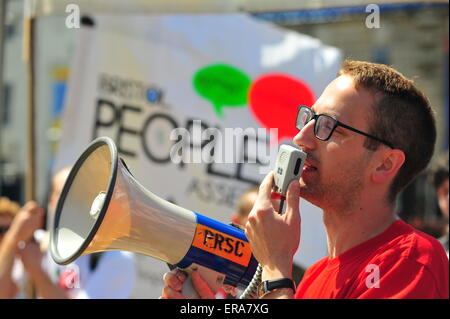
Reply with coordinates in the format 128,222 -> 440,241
29,204 -> 45,219
23,201 -> 38,212
20,202 -> 44,222
34,208 -> 45,228
175,269 -> 187,283
161,285 -> 185,299
223,284 -> 237,297
191,270 -> 215,299
162,270 -> 186,291
285,180 -> 301,223
270,199 -> 280,212
257,172 -> 275,204
28,208 -> 44,231
244,221 -> 252,240
36,206 -> 45,217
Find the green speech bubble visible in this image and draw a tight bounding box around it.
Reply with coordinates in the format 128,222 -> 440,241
193,64 -> 251,118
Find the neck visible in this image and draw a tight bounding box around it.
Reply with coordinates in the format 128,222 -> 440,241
323,196 -> 397,259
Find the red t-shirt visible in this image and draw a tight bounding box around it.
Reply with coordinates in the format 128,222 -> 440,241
295,219 -> 449,299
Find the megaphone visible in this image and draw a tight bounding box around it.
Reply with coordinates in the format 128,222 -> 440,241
50,137 -> 258,296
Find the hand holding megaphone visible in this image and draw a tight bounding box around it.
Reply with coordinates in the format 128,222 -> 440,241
50,137 -> 305,299
162,266 -> 231,299
161,144 -> 306,299
50,137 -> 258,297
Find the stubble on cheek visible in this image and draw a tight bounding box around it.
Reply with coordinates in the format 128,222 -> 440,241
299,162 -> 365,212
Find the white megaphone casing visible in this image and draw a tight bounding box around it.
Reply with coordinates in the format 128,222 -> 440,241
50,137 -> 258,295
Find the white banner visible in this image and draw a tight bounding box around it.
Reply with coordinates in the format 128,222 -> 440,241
55,14 -> 340,297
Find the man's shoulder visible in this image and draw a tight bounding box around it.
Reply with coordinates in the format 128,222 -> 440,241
404,227 -> 448,268
396,220 -> 445,256
374,220 -> 448,269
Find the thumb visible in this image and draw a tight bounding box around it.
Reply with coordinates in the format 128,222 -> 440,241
285,180 -> 301,224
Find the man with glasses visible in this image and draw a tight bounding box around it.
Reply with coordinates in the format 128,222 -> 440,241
161,60 -> 449,299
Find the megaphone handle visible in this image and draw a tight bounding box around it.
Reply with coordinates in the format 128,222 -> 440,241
179,264 -> 226,299
166,263 -> 199,298
181,273 -> 201,299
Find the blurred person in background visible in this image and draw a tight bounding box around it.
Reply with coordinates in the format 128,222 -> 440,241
0,198 -> 44,299
27,167 -> 136,299
430,153 -> 449,256
230,186 -> 258,227
1,167 -> 136,299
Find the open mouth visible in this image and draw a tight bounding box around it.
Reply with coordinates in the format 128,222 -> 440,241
303,160 -> 318,172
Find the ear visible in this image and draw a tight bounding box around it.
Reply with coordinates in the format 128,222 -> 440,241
371,149 -> 405,184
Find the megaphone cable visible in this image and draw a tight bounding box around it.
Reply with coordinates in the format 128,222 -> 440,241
239,196 -> 286,299
239,263 -> 262,299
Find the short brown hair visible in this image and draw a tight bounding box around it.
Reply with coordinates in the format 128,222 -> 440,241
0,197 -> 20,218
339,60 -> 436,203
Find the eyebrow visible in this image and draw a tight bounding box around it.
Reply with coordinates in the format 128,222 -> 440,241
311,107 -> 341,121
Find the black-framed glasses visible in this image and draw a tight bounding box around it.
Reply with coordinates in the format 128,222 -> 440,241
296,105 -> 394,149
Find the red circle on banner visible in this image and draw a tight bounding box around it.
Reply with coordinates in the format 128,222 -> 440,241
249,74 -> 315,143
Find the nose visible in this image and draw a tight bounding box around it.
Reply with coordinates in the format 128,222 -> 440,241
293,120 -> 316,150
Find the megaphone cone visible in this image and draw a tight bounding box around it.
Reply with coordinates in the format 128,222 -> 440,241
50,137 -> 258,290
